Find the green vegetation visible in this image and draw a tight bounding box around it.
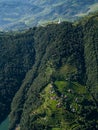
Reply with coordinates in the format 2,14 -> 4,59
0,30 -> 35,123
0,12 -> 98,130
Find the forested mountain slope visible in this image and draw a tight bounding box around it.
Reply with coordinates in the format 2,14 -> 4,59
0,13 -> 98,130
10,13 -> 98,130
0,32 -> 35,123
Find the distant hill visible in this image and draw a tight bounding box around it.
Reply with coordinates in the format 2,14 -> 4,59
0,0 -> 98,30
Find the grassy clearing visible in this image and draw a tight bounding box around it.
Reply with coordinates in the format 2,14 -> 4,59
54,81 -> 69,93
60,64 -> 77,75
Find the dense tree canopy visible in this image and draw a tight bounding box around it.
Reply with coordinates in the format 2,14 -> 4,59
0,12 -> 98,130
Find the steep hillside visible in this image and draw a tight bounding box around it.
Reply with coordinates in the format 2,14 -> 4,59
0,31 -> 35,123
84,16 -> 98,98
9,22 -> 85,130
8,13 -> 98,130
0,0 -> 98,30
0,13 -> 98,130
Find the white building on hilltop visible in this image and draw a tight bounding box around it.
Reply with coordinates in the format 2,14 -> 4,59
58,19 -> 61,24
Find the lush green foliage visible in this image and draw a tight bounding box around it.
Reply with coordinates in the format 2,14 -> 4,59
0,31 -> 35,123
0,12 -> 98,130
